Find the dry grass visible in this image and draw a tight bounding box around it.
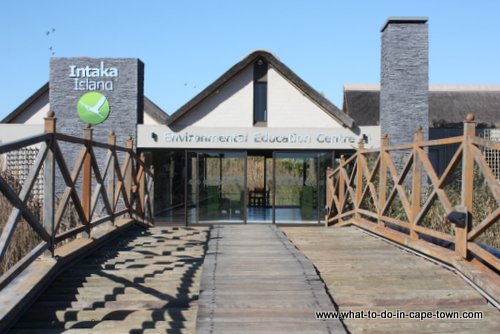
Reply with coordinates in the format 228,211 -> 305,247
0,169 -> 82,277
355,152 -> 499,249
0,170 -> 42,277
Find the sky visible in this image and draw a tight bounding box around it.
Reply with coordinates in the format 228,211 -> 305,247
0,0 -> 499,119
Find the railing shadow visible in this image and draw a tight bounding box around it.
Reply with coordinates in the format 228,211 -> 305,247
13,226 -> 209,333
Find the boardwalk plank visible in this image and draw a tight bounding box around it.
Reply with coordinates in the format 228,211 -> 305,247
282,226 -> 500,334
196,225 -> 346,333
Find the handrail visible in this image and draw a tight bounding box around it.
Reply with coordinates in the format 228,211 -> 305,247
325,114 -> 500,277
0,111 -> 154,287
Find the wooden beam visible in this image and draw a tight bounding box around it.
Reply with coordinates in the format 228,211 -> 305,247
458,116 -> 476,259
410,129 -> 423,239
468,207 -> 500,241
0,143 -> 48,259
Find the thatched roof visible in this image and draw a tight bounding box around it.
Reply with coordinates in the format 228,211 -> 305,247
166,50 -> 354,128
343,84 -> 500,128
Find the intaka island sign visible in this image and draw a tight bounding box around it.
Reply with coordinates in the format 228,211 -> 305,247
70,61 -> 118,91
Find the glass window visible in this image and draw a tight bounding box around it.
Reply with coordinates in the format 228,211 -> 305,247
254,82 -> 267,123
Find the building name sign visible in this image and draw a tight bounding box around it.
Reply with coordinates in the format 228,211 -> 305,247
164,131 -> 358,145
69,61 -> 118,91
138,125 -> 380,149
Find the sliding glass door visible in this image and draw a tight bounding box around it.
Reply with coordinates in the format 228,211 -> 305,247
188,151 -> 246,223
273,152 -> 332,223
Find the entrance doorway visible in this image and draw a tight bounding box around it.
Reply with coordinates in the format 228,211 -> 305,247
273,152 -> 331,223
152,150 -> 334,224
187,151 -> 246,223
247,151 -> 273,223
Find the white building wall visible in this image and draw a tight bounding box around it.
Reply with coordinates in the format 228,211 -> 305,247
0,125 -> 44,144
174,66 -> 254,127
267,68 -> 342,128
143,112 -> 161,125
10,92 -> 50,124
173,65 -> 344,129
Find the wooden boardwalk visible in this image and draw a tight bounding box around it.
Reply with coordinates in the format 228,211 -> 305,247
282,226 -> 500,334
8,226 -> 209,334
196,225 -> 346,333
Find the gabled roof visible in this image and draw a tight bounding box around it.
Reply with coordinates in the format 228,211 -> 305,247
343,84 -> 500,128
166,50 -> 354,128
1,82 -> 169,124
144,96 -> 169,123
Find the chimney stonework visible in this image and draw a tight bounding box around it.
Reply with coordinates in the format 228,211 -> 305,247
380,18 -> 429,145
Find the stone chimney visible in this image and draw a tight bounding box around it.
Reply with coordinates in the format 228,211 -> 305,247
380,17 -> 429,145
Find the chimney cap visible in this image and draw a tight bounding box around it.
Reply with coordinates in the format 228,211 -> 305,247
381,17 -> 428,32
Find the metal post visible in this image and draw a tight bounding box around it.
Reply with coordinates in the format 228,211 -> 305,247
244,152 -> 248,224
184,150 -> 188,226
43,111 -> 56,256
272,152 -> 276,224
108,131 -> 116,224
125,136 -> 133,218
82,124 -> 93,237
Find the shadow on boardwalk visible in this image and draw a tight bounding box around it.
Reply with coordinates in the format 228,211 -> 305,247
9,226 -> 209,334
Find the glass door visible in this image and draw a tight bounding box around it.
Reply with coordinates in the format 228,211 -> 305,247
273,152 -> 332,224
246,154 -> 273,223
188,151 -> 246,223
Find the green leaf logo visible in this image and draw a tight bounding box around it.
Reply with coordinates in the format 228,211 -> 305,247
76,92 -> 110,125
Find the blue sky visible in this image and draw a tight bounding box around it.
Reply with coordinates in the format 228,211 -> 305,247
1,0 -> 499,119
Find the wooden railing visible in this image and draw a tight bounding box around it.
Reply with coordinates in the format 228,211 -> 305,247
326,114 -> 499,275
0,111 -> 154,287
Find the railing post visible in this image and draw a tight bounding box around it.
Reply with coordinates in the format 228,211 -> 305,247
125,136 -> 133,217
378,134 -> 388,226
410,128 -> 424,239
355,139 -> 365,219
107,131 -> 116,225
457,114 -> 476,259
82,124 -> 92,237
43,111 -> 56,256
338,155 -> 346,225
